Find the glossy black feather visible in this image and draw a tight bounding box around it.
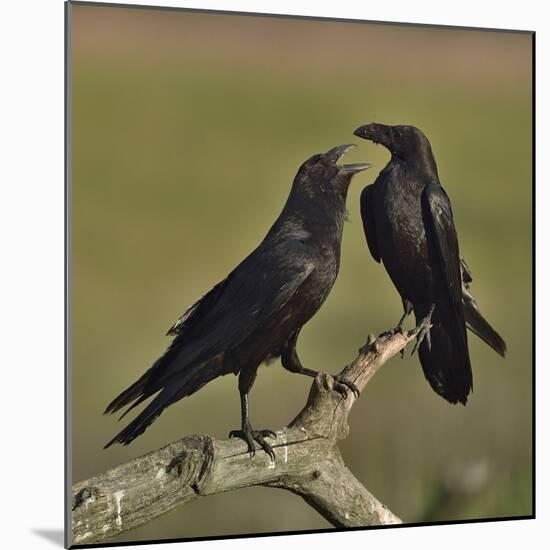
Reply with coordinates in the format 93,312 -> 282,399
460,258 -> 507,357
359,185 -> 381,263
420,183 -> 472,403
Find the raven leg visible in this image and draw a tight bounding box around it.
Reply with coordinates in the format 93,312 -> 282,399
383,298 -> 414,337
398,298 -> 414,330
229,368 -> 276,460
411,304 -> 436,355
281,330 -> 359,398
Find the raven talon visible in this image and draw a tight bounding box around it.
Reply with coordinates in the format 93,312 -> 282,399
411,319 -> 433,355
333,375 -> 360,399
229,429 -> 256,457
380,325 -> 404,339
333,382 -> 348,399
229,428 -> 276,460
360,334 -> 375,354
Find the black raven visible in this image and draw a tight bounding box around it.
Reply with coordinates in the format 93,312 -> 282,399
104,144 -> 370,457
354,123 -> 506,405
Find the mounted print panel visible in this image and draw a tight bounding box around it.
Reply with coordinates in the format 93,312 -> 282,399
66,1 -> 533,547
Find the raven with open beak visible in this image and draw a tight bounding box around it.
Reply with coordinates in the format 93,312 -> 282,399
104,144 -> 370,458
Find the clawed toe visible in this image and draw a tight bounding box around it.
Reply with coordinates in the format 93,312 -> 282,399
380,325 -> 404,339
255,433 -> 276,461
333,375 -> 360,399
229,428 -> 255,456
411,315 -> 433,355
229,428 -> 276,460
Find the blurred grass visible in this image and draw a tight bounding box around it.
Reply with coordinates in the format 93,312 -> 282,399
70,5 -> 532,543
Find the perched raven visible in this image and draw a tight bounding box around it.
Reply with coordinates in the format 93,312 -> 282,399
354,123 -> 506,405
104,144 -> 370,457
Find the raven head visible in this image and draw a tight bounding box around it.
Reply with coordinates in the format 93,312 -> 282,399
354,123 -> 431,161
295,143 -> 370,193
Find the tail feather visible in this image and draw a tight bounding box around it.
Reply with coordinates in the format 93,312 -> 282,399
460,257 -> 506,358
463,299 -> 507,358
104,375 -> 192,449
103,371 -> 151,416
104,355 -> 224,448
103,347 -> 181,417
117,392 -> 156,421
104,392 -> 168,448
103,402 -> 165,449
418,308 -> 473,405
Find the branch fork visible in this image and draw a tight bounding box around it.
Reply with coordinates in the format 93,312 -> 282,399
71,330 -> 416,545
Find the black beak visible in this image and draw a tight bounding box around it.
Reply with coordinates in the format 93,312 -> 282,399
353,123 -> 391,147
325,143 -> 357,164
325,143 -> 370,174
339,162 -> 371,174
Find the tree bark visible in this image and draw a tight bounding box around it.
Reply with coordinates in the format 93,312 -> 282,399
71,330 -> 415,545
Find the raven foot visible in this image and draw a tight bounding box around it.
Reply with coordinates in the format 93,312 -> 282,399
332,374 -> 360,399
380,324 -> 405,339
359,333 -> 378,355
410,309 -> 435,355
381,300 -> 412,341
381,326 -> 406,358
229,426 -> 277,460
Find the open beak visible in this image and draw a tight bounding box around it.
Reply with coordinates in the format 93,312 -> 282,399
339,162 -> 371,174
325,143 -> 357,164
324,143 -> 371,174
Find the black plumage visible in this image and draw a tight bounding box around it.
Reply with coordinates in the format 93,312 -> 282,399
355,123 -> 506,404
104,144 -> 370,456
460,257 -> 507,357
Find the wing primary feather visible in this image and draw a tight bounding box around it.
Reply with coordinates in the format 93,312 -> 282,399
360,185 -> 381,263
420,184 -> 472,404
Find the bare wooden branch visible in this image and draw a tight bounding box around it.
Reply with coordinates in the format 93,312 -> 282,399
71,330 -> 416,545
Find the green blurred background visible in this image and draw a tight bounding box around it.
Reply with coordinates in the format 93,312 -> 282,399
69,4 -> 533,543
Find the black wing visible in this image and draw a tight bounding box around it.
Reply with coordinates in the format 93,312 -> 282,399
104,238 -> 315,420
422,184 -> 464,313
360,185 -> 381,263
165,239 -> 316,358
460,257 -> 473,285
167,278 -> 228,336
420,183 -> 472,404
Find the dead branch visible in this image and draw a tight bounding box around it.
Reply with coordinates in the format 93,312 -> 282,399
71,330 -> 415,545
